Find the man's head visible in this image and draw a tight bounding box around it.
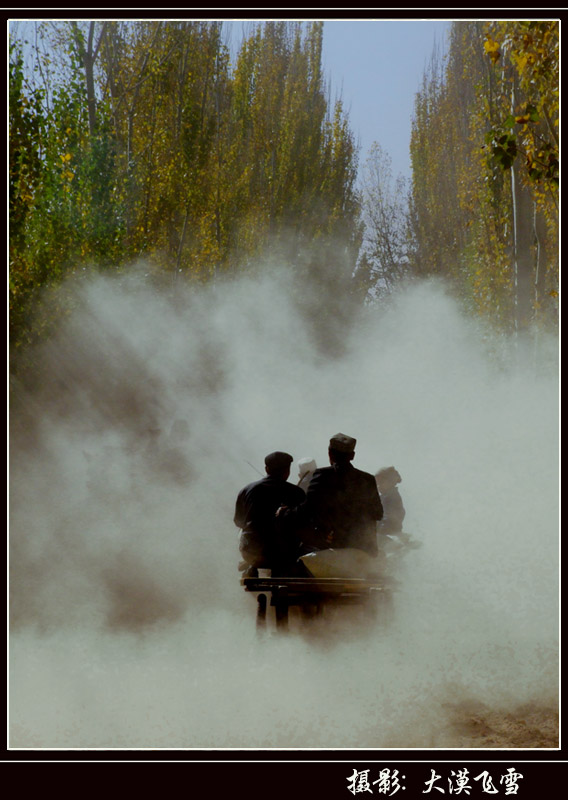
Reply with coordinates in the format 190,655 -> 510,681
328,433 -> 356,465
264,451 -> 293,479
375,466 -> 401,491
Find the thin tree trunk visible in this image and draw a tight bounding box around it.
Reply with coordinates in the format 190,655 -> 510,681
71,21 -> 106,136
511,160 -> 534,332
510,71 -> 534,332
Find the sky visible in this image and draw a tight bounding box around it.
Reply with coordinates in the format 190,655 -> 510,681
228,16 -> 453,180
10,16 -> 451,181
321,18 -> 452,179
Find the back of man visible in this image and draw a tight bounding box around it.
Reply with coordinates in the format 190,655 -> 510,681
234,451 -> 305,574
306,461 -> 382,555
376,467 -> 406,536
285,433 -> 384,557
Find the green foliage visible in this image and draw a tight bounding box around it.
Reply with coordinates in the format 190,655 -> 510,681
408,20 -> 558,333
9,21 -> 361,365
484,21 -> 559,193
9,43 -> 46,244
485,129 -> 518,170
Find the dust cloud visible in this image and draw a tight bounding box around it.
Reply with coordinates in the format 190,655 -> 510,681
9,263 -> 559,749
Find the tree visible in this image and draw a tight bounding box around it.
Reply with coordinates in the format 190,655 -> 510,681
10,20 -> 363,366
359,143 -> 413,299
483,20 -> 559,330
407,20 -> 558,333
70,21 -> 107,135
484,22 -> 558,194
9,40 -> 48,353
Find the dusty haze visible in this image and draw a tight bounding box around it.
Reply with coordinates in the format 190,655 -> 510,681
9,264 -> 559,749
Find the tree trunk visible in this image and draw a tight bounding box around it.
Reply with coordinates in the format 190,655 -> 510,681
71,22 -> 105,137
511,161 -> 534,332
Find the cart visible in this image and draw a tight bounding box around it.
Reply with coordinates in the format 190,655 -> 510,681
241,573 -> 395,632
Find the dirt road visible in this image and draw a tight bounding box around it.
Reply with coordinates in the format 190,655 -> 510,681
437,701 -> 558,748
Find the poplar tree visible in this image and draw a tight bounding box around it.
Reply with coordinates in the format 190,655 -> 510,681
10,20 -> 362,363
408,20 -> 558,333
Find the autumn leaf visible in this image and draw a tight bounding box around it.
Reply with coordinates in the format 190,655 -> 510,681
484,37 -> 501,64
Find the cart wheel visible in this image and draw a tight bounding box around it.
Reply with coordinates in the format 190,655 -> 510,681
274,588 -> 289,631
256,593 -> 267,630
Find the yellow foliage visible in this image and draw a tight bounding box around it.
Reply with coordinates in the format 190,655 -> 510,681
483,36 -> 501,63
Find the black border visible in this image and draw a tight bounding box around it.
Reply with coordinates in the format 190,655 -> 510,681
6,7 -> 562,787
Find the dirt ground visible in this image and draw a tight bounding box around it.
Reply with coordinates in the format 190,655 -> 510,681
438,701 -> 559,748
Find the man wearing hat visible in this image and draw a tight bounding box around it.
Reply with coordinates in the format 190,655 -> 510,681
297,457 -> 317,492
234,451 -> 306,577
281,433 -> 384,557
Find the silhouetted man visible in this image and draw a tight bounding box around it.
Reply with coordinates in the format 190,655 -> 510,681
375,466 -> 405,535
281,433 -> 383,556
234,451 -> 305,577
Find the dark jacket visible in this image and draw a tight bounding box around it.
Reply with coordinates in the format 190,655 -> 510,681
234,476 -> 306,564
286,462 -> 383,556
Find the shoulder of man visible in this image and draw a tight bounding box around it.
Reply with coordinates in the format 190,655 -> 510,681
313,466 -> 334,477
286,480 -> 307,496
239,477 -> 266,495
351,466 -> 381,491
352,466 -> 375,480
306,466 -> 336,490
